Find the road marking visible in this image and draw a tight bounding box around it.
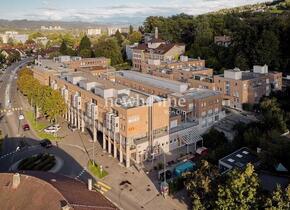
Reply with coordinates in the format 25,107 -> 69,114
94,181 -> 112,194
75,168 -> 87,179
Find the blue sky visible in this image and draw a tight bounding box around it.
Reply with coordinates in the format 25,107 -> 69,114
0,0 -> 269,23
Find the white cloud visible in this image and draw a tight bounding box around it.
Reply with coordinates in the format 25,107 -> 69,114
23,0 -> 269,23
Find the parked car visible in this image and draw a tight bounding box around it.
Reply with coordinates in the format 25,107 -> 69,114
22,124 -> 30,131
40,139 -> 52,148
68,124 -> 77,132
44,124 -> 61,133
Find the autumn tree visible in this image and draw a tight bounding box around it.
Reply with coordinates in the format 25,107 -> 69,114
265,185 -> 290,210
184,160 -> 219,209
216,164 -> 259,210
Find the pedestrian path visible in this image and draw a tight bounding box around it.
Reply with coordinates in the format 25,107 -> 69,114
94,181 -> 111,194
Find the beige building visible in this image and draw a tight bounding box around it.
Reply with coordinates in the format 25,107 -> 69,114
132,28 -> 185,73
190,65 -> 282,109
31,59 -> 207,167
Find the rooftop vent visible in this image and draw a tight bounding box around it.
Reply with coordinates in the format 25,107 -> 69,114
12,173 -> 20,189
228,158 -> 235,163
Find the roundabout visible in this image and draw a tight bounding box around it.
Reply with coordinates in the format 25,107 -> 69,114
9,153 -> 64,173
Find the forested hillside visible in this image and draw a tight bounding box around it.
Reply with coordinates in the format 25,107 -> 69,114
143,0 -> 290,74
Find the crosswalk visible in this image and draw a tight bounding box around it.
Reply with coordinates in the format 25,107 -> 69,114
0,107 -> 23,114
94,181 -> 111,194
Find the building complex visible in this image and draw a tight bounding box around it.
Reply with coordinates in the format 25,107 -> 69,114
31,56 -> 226,167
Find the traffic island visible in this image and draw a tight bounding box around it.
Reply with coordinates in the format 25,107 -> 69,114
87,160 -> 108,179
17,153 -> 56,171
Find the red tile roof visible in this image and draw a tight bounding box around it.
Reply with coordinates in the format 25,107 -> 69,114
0,172 -> 119,210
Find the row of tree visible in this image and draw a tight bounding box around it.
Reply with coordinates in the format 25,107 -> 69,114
17,68 -> 66,122
184,161 -> 290,209
143,7 -> 290,74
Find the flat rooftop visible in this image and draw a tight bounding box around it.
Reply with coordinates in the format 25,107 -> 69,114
170,88 -> 221,100
219,147 -> 258,169
117,71 -> 188,93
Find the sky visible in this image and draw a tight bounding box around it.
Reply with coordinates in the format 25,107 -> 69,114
0,0 -> 270,23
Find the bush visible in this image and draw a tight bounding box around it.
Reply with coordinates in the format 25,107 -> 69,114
87,160 -> 108,179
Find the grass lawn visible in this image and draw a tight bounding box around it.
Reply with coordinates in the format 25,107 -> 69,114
87,160 -> 108,179
24,111 -> 61,141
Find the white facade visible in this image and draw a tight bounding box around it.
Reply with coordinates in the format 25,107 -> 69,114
87,28 -> 102,36
224,68 -> 242,80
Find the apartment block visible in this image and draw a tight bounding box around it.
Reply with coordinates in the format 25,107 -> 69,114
169,89 -> 224,128
190,65 -> 282,109
132,28 -> 185,73
152,64 -> 213,82
115,71 -> 188,97
87,28 -> 102,36
32,57 -> 231,166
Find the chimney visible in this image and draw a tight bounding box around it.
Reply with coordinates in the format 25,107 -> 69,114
12,173 -> 21,189
155,27 -> 158,39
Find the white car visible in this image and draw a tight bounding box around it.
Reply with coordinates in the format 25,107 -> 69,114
44,124 -> 61,133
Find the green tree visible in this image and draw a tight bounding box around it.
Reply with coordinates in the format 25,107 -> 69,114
79,35 -> 91,51
129,25 -> 134,34
94,37 -> 123,65
59,40 -> 68,55
216,164 -> 259,210
128,31 -> 142,44
79,49 -> 92,58
260,97 -> 288,133
42,90 -> 66,122
265,185 -> 290,210
115,30 -> 123,46
184,160 -> 219,209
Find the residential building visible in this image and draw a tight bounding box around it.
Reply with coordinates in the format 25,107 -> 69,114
32,61 -> 171,167
41,26 -> 64,31
114,70 -> 225,129
125,43 -> 138,60
214,35 -> 232,47
219,147 -> 259,173
169,88 -> 224,128
115,70 -> 188,97
0,172 -> 118,210
132,27 -> 185,73
0,32 -> 28,44
107,27 -> 121,36
152,59 -> 213,82
190,65 -> 282,109
87,28 -> 102,36
62,57 -> 111,70
283,75 -> 290,89
32,57 -> 221,166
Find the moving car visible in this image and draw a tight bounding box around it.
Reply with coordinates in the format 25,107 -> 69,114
40,139 -> 52,148
22,124 -> 30,131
